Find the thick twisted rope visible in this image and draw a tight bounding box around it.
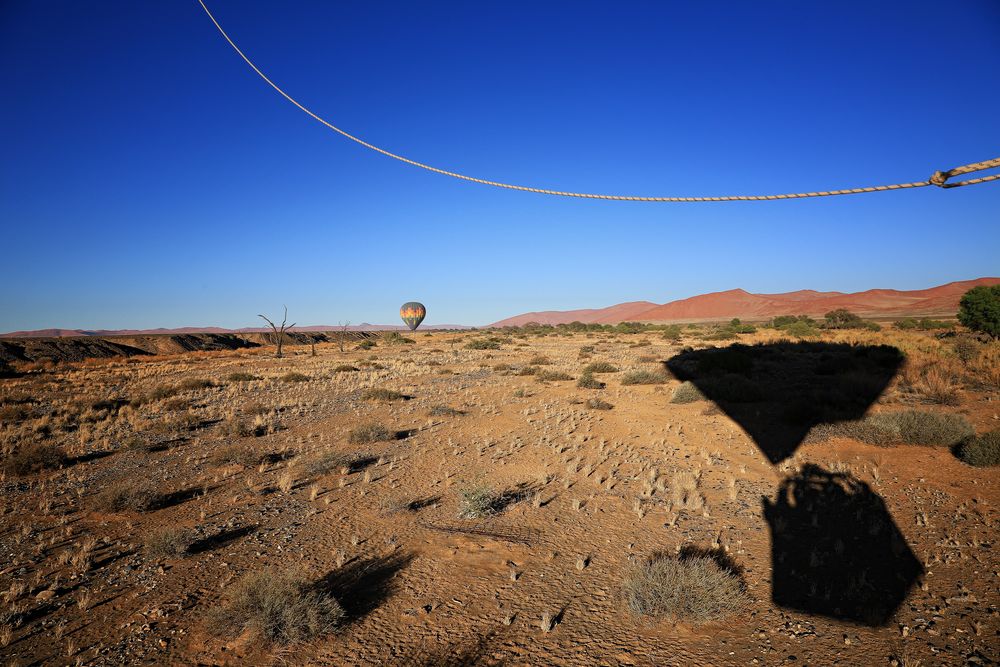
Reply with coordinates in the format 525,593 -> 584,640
198,1 -> 1000,202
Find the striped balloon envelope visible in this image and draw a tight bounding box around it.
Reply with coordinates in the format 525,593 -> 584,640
399,302 -> 426,331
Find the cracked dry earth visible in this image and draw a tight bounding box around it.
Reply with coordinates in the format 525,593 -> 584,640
0,329 -> 997,666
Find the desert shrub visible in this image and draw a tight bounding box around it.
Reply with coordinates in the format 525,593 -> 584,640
958,285 -> 1000,338
896,318 -> 954,331
789,321 -> 822,338
583,361 -> 618,374
178,378 -> 214,392
428,405 -> 465,417
465,339 -> 501,350
670,382 -> 705,404
212,444 -> 266,467
696,347 -> 753,375
620,369 -> 669,385
348,423 -> 392,444
93,481 -> 160,512
361,388 -> 406,402
661,325 -> 682,341
220,413 -> 274,438
144,527 -> 191,558
579,345 -> 595,355
808,410 -> 973,447
822,309 -> 872,330
636,355 -> 658,363
528,355 -> 552,365
902,363 -> 962,406
0,404 -> 31,423
209,570 -> 344,644
698,374 -> 762,403
954,430 -> 1000,467
585,398 -> 614,410
281,372 -> 309,383
577,372 -> 604,389
3,442 -> 67,475
703,330 -> 737,341
622,551 -> 749,622
228,371 -> 259,382
332,364 -> 358,373
356,339 -> 376,350
381,331 -> 415,345
304,451 -> 353,476
536,370 -> 573,382
0,359 -> 17,378
457,486 -> 500,519
131,384 -> 179,406
952,337 -> 981,365
517,365 -> 538,376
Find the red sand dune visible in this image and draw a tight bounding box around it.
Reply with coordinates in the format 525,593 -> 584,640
490,278 -> 1000,326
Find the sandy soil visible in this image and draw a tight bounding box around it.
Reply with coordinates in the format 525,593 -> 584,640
0,328 -> 997,666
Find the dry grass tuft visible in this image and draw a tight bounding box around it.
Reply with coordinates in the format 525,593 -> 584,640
92,481 -> 160,513
670,382 -> 705,404
621,369 -> 669,386
585,398 -> 614,410
144,527 -> 191,558
622,550 -> 749,622
955,430 -> 1000,467
583,361 -> 618,374
361,388 -> 406,402
209,569 -> 344,644
348,423 -> 392,444
3,442 -> 67,476
808,410 -> 973,447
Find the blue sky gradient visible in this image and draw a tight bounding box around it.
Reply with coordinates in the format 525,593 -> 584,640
1,1 -> 998,330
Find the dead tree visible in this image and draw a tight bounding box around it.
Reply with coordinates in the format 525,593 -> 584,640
258,306 -> 296,358
338,320 -> 351,353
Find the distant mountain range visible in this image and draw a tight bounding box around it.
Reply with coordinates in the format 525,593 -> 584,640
489,278 -> 1000,327
5,278 -> 997,338
0,324 -> 470,339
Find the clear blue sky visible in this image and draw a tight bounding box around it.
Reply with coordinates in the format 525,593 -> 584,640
2,1 -> 998,331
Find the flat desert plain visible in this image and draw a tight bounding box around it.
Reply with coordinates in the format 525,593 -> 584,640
1,327 -> 997,666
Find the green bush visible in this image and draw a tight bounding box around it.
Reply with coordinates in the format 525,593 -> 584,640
955,430 -> 1000,467
661,325 -> 683,341
958,285 -> 1000,338
783,321 -> 820,338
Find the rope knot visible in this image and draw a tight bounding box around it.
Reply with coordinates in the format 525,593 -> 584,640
929,170 -> 950,188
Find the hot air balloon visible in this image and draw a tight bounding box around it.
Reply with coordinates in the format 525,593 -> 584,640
400,302 -> 426,331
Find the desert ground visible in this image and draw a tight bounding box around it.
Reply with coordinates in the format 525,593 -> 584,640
0,325 -> 998,666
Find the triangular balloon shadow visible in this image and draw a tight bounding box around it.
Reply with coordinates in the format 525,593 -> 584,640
664,341 -> 903,464
763,465 -> 923,626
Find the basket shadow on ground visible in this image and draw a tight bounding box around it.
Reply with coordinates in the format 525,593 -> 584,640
763,464 -> 923,626
664,342 -> 921,626
664,341 -> 904,464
